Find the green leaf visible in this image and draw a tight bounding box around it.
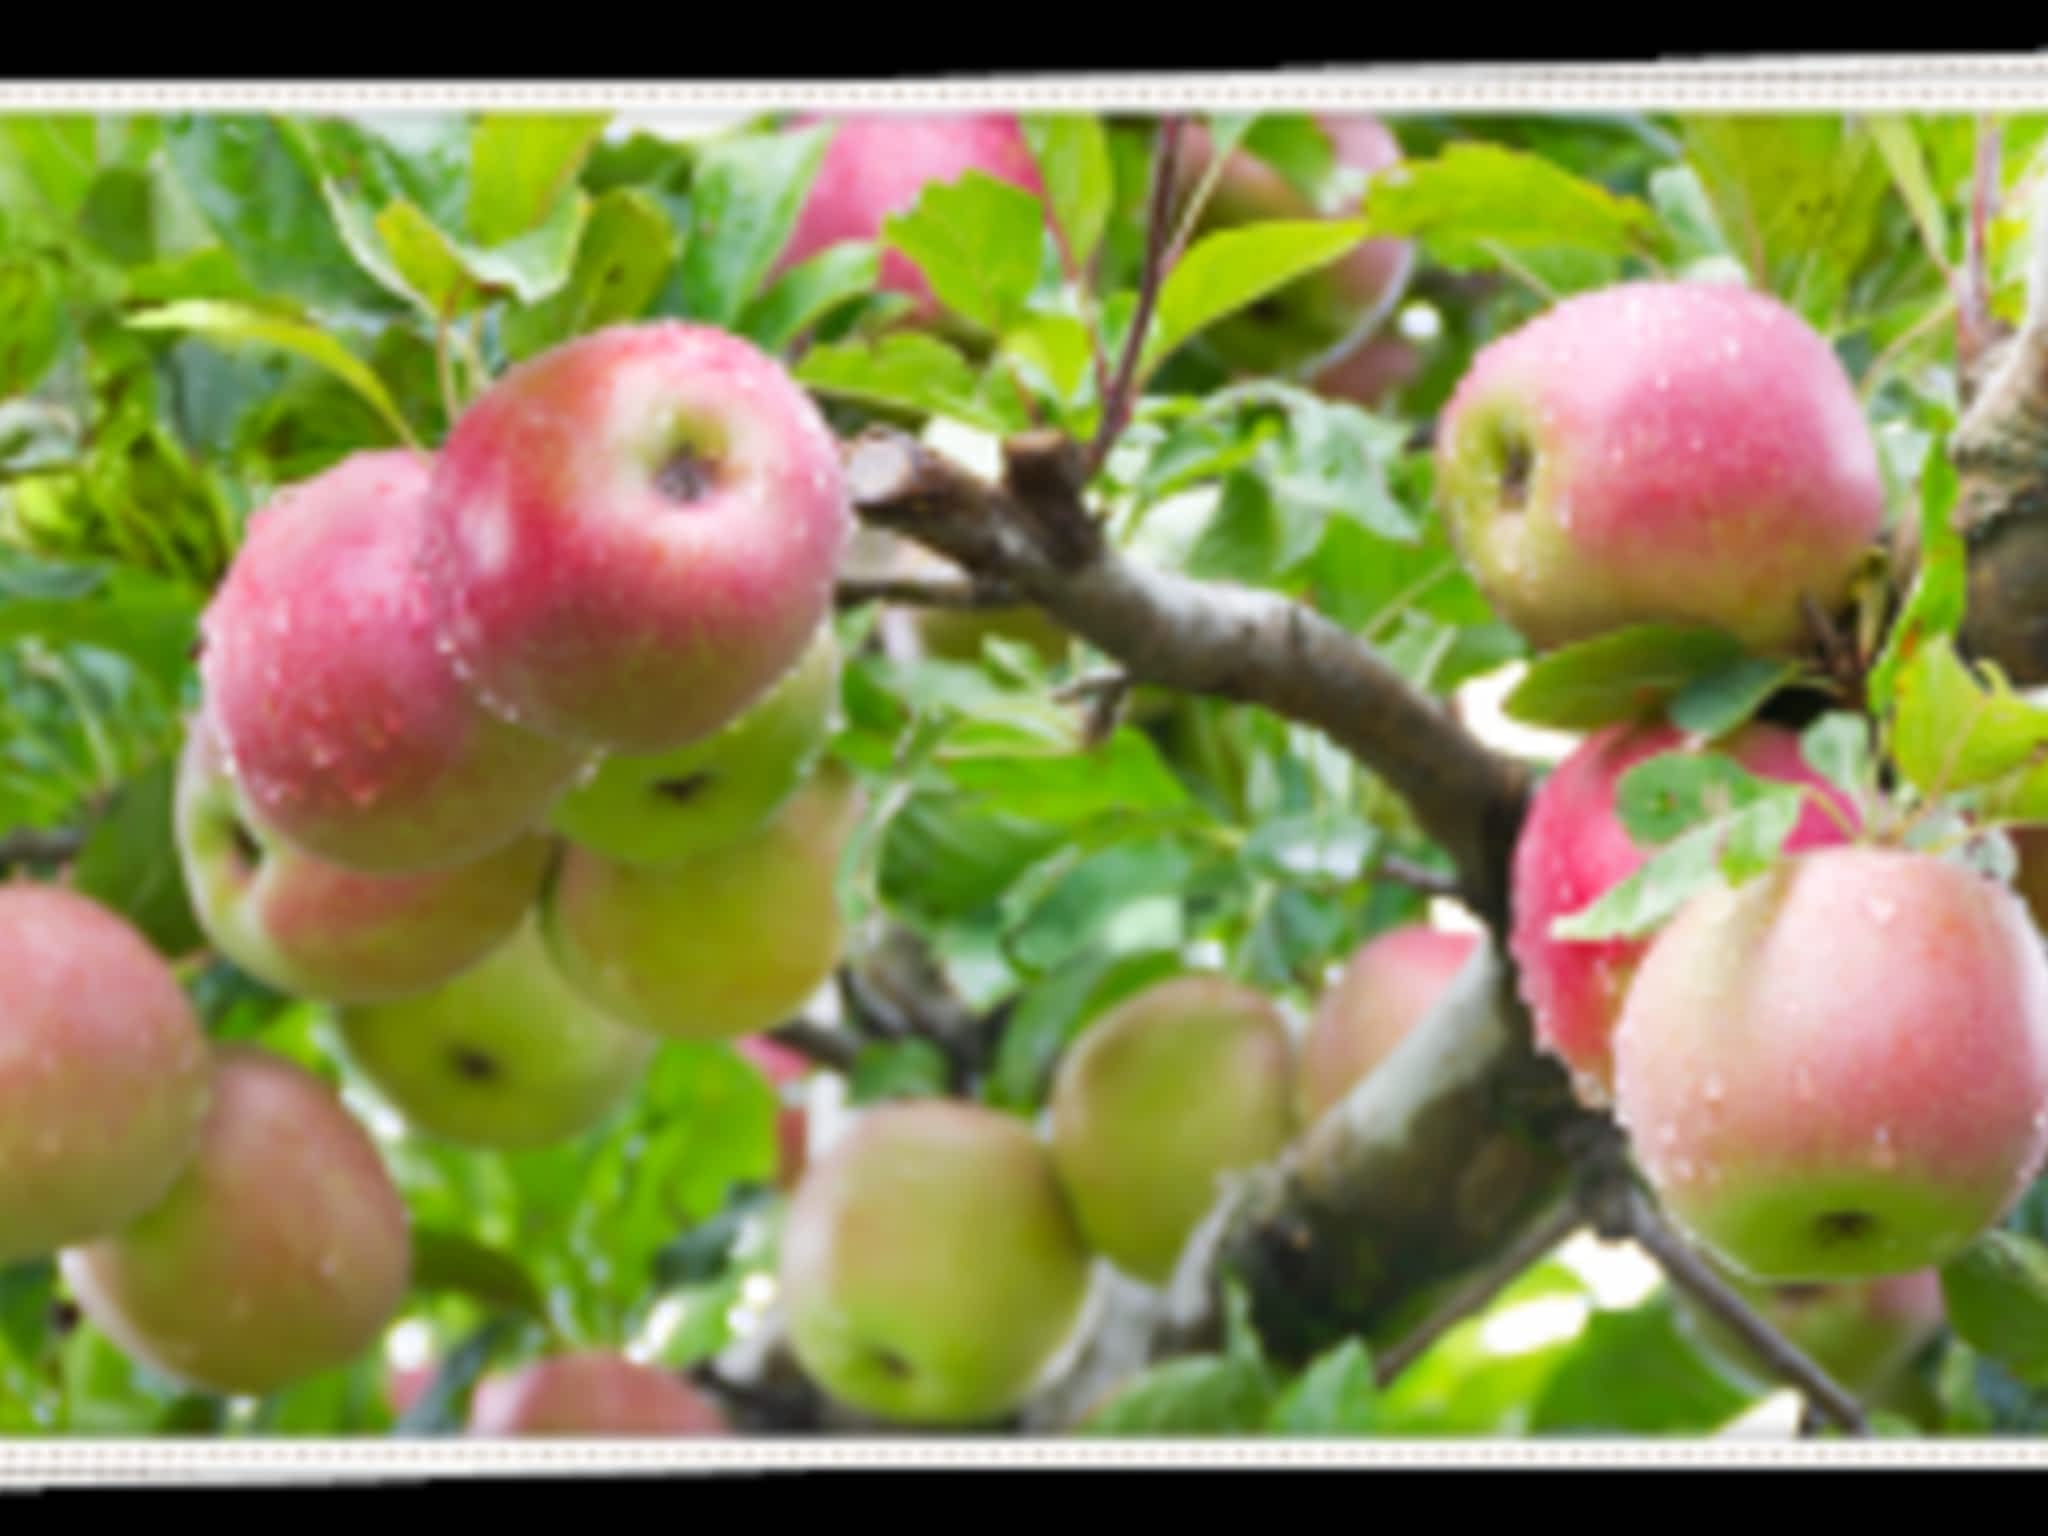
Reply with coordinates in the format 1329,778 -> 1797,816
677,124 -> 832,327
877,789 -> 1067,927
1667,656 -> 1802,740
1613,751 -> 1782,848
1023,115 -> 1113,272
1361,142 -> 1666,268
1868,116 -> 1951,273
408,1228 -> 549,1321
847,1038 -> 953,1105
127,299 -> 417,448
1503,625 -> 1751,730
738,242 -> 881,354
1552,787 -> 1806,942
70,753 -> 203,958
1941,1231 -> 2048,1385
1869,446 -> 1965,710
1268,1338 -> 1378,1435
1801,711 -> 1877,807
985,947 -> 1184,1112
944,725 -> 1191,823
651,1184 -> 774,1290
1144,219 -> 1372,375
1529,1295 -> 1753,1433
502,188 -> 679,362
883,170 -> 1049,335
1891,635 -> 2048,800
374,190 -> 589,314
796,333 -> 1006,431
469,113 -> 608,246
0,1260 -> 55,1363
1004,838 -> 1198,972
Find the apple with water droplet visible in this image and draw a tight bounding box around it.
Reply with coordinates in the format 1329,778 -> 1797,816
420,322 -> 851,755
200,450 -> 587,875
1436,280 -> 1886,654
1613,846 -> 2048,1282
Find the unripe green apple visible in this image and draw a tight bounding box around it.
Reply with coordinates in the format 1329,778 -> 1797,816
1298,925 -> 1481,1122
543,760 -> 863,1041
175,718 -> 551,1005
1612,847 -> 2048,1282
338,919 -> 657,1150
1435,280 -> 1885,654
0,885 -> 212,1264
420,322 -> 852,755
779,1099 -> 1092,1425
550,623 -> 841,867
199,449 -> 588,874
1675,1266 -> 1945,1401
61,1046 -> 412,1397
468,1351 -> 730,1436
1048,975 -> 1297,1284
1509,719 -> 1858,1100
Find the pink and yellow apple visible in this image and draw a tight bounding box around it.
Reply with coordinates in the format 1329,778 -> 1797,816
1612,846 -> 2048,1282
779,1099 -> 1092,1425
0,885 -> 212,1264
199,449 -> 587,874
1435,280 -> 1886,654
1048,975 -> 1297,1285
1678,1266 -> 1946,1401
61,1046 -> 412,1397
1509,719 -> 1858,1099
175,718 -> 551,1005
420,322 -> 852,755
468,1352 -> 729,1436
1298,925 -> 1481,1122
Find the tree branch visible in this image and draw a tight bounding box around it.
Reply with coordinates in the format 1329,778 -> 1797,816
834,575 -> 1023,612
765,1020 -> 862,1075
0,827 -> 84,870
844,428 -> 1528,924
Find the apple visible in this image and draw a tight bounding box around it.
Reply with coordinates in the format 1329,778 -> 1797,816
1435,280 -> 1886,655
1510,719 -> 1859,1100
774,114 -> 1045,319
1311,331 -> 1423,412
175,718 -> 551,1005
1298,925 -> 1482,1122
1047,975 -> 1297,1285
0,885 -> 212,1264
468,1352 -> 729,1436
1612,846 -> 2048,1282
544,759 -> 863,1042
550,622 -> 841,868
778,1098 -> 1092,1425
337,918 -> 658,1151
199,449 -> 587,875
1676,1265 -> 1945,1401
1179,115 -> 1416,379
419,322 -> 852,756
61,1045 -> 412,1397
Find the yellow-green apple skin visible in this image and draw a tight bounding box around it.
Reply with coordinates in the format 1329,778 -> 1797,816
550,624 -> 841,867
1434,280 -> 1885,655
778,1099 -> 1092,1425
338,919 -> 657,1150
175,719 -> 551,1005
1298,925 -> 1481,1122
0,885 -> 212,1264
468,1351 -> 730,1436
1676,1266 -> 1946,1400
419,322 -> 853,755
1612,847 -> 2048,1282
1048,975 -> 1298,1284
543,760 -> 863,1041
61,1046 -> 411,1397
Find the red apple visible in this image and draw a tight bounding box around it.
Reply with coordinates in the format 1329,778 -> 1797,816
1509,719 -> 1858,1101
468,1352 -> 729,1437
775,114 -> 1045,318
199,449 -> 587,874
1612,846 -> 2048,1281
175,718 -> 552,1005
420,323 -> 851,755
0,885 -> 212,1264
1298,925 -> 1481,1122
1436,280 -> 1886,654
1311,332 -> 1422,412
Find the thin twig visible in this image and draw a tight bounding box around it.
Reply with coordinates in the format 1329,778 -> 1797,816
765,1020 -> 862,1075
1373,855 -> 1463,901
1372,1199 -> 1584,1387
0,827 -> 85,870
1085,116 -> 1186,481
834,576 -> 1023,612
1614,1185 -> 1870,1437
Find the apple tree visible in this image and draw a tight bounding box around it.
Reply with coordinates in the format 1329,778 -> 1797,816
8,103 -> 2048,1441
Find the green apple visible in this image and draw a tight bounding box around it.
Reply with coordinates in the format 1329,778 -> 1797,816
543,759 -> 863,1041
1048,975 -> 1297,1285
550,624 -> 841,868
176,717 -> 552,1005
779,1099 -> 1092,1425
337,919 -> 658,1150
